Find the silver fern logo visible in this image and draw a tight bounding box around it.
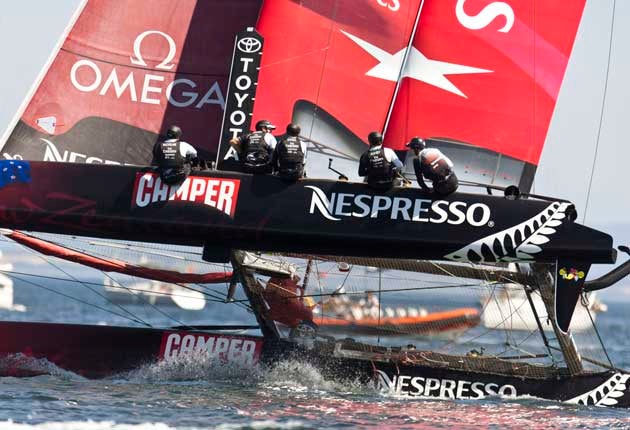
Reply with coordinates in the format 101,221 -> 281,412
445,202 -> 569,263
567,373 -> 629,407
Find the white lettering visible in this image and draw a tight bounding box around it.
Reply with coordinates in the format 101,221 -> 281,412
377,0 -> 400,12
448,201 -> 467,225
195,82 -> 226,110
164,333 -> 180,360
141,74 -> 164,105
234,92 -> 249,109
471,382 -> 485,399
239,57 -> 254,73
370,196 -> 392,218
456,380 -> 470,398
467,203 -> 491,227
352,194 -> 371,218
189,178 -> 207,201
180,334 -> 195,355
335,193 -> 354,217
455,0 -> 514,33
412,199 -> 432,222
429,200 -> 449,223
100,69 -> 137,101
70,59 -> 102,92
235,75 -> 252,91
230,111 -> 246,126
228,338 -> 243,363
130,30 -> 177,70
135,174 -> 155,208
166,79 -> 198,107
391,197 -> 411,221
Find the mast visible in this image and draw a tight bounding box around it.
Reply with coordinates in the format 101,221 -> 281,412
382,0 -> 425,138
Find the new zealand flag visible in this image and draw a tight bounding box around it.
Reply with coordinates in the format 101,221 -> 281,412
0,160 -> 31,188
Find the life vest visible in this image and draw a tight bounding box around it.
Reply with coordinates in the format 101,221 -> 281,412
420,148 -> 453,181
263,277 -> 313,328
156,139 -> 184,168
366,145 -> 393,182
243,131 -> 268,161
277,136 -> 304,175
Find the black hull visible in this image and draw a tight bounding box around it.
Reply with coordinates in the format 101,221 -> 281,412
0,162 -> 615,263
0,321 -> 627,408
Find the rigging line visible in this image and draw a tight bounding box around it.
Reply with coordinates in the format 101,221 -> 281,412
445,285 -> 532,352
59,47 -> 226,78
585,296 -> 614,368
12,240 -> 150,326
377,267 -> 382,346
0,268 -> 229,301
583,0 -> 617,223
100,273 -> 191,329
230,281 -> 495,301
102,283 -> 226,304
5,272 -> 149,326
25,236 -> 247,310
382,0 -> 426,136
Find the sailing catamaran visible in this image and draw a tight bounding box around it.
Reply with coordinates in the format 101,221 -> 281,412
1,0 -> 629,409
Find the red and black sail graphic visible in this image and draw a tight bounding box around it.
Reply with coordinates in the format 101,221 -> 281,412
1,0 -> 586,190
0,0 -> 262,165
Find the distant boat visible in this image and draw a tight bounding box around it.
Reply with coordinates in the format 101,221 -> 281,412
481,288 -> 606,332
103,277 -> 206,311
0,250 -> 25,312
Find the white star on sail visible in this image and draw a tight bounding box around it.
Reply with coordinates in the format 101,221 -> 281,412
341,30 -> 492,98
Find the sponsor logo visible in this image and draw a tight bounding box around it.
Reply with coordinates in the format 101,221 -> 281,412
41,138 -> 124,165
69,30 -> 225,110
376,0 -> 400,12
306,185 -> 492,226
159,332 -> 261,365
455,0 -> 515,33
375,370 -> 517,400
559,268 -> 585,283
237,37 -> 262,54
132,172 -> 240,217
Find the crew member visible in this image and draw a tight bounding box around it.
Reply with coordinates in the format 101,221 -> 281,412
152,125 -> 197,184
407,137 -> 458,196
273,123 -> 307,181
263,272 -> 314,329
358,131 -> 403,190
229,119 -> 277,174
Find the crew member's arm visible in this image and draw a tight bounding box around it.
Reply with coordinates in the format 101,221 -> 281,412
271,142 -> 280,171
413,158 -> 431,192
388,149 -> 404,173
180,141 -> 198,164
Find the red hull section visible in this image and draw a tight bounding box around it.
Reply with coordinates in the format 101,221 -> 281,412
0,321 -> 263,378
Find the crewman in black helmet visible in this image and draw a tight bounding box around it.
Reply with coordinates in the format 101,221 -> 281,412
407,137 -> 458,196
229,119 -> 277,174
152,125 -> 197,184
358,131 -> 403,190
273,123 -> 306,181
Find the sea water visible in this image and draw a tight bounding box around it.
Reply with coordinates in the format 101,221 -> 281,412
0,278 -> 629,429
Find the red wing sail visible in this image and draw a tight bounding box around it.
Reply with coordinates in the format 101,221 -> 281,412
0,0 -> 262,165
4,230 -> 232,284
253,0 -> 585,186
253,0 -> 423,177
383,0 -> 586,188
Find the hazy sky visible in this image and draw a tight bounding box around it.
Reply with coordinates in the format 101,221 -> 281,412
0,0 -> 628,229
